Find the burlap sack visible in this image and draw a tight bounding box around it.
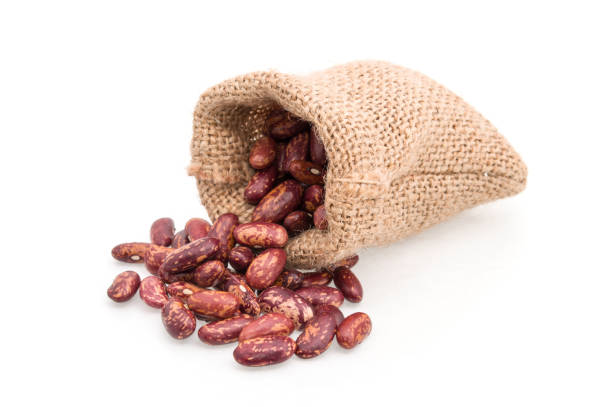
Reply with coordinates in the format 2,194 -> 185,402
188,61 -> 527,269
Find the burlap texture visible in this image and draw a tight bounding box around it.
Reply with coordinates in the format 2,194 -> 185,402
189,61 -> 527,269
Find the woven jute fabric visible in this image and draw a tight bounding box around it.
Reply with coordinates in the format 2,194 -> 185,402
189,61 -> 527,269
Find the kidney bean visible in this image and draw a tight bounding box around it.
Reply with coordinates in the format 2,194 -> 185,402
302,185 -> 324,213
249,136 -> 277,170
296,311 -> 336,359
198,314 -> 254,345
252,180 -> 303,223
258,286 -> 314,329
150,218 -> 175,247
158,237 -> 219,275
111,242 -> 150,263
144,245 -> 173,275
107,271 -> 141,302
161,298 -> 196,339
283,131 -> 309,172
274,268 -> 303,290
185,218 -> 211,241
233,335 -> 296,367
238,313 -> 295,342
234,222 -> 288,249
300,269 -> 333,287
295,286 -> 344,308
229,246 -> 255,272
314,304 -> 344,327
282,210 -> 312,235
333,267 -> 363,303
329,254 -> 359,270
309,127 -> 327,166
246,248 -> 286,290
208,213 -> 239,263
288,160 -> 324,185
158,268 -> 194,284
336,312 -> 372,349
166,281 -> 205,300
139,276 -> 168,308
187,290 -> 240,319
244,165 -> 278,205
276,141 -> 289,175
171,230 -> 189,248
313,205 -> 328,230
192,260 -> 225,288
220,272 -> 260,316
265,110 -> 309,140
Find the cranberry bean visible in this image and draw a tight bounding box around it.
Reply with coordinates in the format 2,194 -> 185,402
111,242 -> 150,263
158,237 -> 219,275
333,267 -> 363,303
336,312 -> 372,349
246,248 -> 287,290
244,165 -> 278,205
187,290 -> 240,319
107,271 -> 141,302
238,313 -> 294,342
192,260 -> 225,288
233,335 -> 296,367
296,312 -> 336,358
302,185 -> 324,213
161,298 -> 196,339
198,314 -> 254,345
233,222 -> 288,248
313,205 -> 328,230
249,136 -> 277,169
252,180 -> 303,223
309,127 -> 327,166
139,276 -> 168,308
288,160 -> 324,185
265,110 -> 309,140
208,213 -> 239,263
300,269 -> 333,287
282,210 -> 312,235
150,218 -> 175,247
185,218 -> 211,241
258,286 -> 314,329
229,246 -> 255,272
295,286 -> 344,308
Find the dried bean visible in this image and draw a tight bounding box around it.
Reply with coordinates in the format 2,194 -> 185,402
150,218 -> 175,247
107,271 -> 140,302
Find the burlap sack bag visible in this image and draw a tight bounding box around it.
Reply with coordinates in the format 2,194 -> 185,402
188,61 -> 527,269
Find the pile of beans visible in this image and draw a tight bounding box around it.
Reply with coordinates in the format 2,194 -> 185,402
108,111 -> 371,367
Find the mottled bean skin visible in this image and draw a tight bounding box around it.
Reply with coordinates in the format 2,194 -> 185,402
208,213 -> 239,263
276,142 -> 289,175
139,276 -> 168,308
185,218 -> 211,241
192,260 -> 225,288
283,131 -> 309,172
288,160 -> 324,186
158,237 -> 219,275
198,314 -> 254,345
300,269 -> 333,287
220,272 -> 260,316
234,222 -> 288,249
296,312 -> 336,358
233,335 -> 296,367
274,268 -> 303,290
314,304 -> 344,327
329,254 -> 359,270
282,211 -> 312,236
249,136 -> 277,169
258,286 -> 314,329
229,246 -> 254,272
295,286 -> 344,308
150,218 -> 175,247
246,248 -> 287,290
336,312 -> 372,349
171,230 -> 189,248
158,268 -> 194,284
161,298 -> 196,339
166,281 -> 205,300
238,313 -> 295,342
302,185 -> 324,213
107,271 -> 141,302
111,242 -> 150,263
309,127 -> 327,166
265,110 -> 309,140
313,205 -> 328,230
244,165 -> 278,205
333,267 -> 363,302
187,290 -> 240,319
144,245 -> 173,275
252,180 -> 303,223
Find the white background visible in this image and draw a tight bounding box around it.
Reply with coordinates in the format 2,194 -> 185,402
1,1 -> 611,406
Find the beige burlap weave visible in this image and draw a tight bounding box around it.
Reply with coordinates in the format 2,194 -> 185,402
188,61 -> 527,269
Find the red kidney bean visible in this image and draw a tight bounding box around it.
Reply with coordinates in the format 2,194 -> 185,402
314,304 -> 344,327
161,298 -> 196,339
333,267 -> 363,303
274,268 -> 303,290
233,335 -> 296,367
336,312 -> 372,349
208,213 -> 239,263
246,248 -> 287,290
313,205 -> 328,230
238,312 -> 295,342
221,272 -> 260,316
251,180 -> 303,223
295,286 -> 344,308
302,185 -> 324,213
158,237 -> 219,275
244,165 -> 278,205
300,269 -> 333,287
233,222 -> 288,248
265,110 -> 309,140
139,276 -> 168,308
229,246 -> 255,272
144,245 -> 173,275
198,314 -> 254,345
283,131 -> 309,172
192,260 -> 225,288
166,281 -> 205,300
171,230 -> 189,248
288,160 -> 324,185
249,136 -> 277,170
150,218 -> 175,247
107,271 -> 141,302
309,127 -> 327,166
295,311 -> 336,359
185,218 -> 211,241
282,210 -> 312,235
187,290 -> 240,319
258,286 -> 314,329
111,242 -> 150,263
